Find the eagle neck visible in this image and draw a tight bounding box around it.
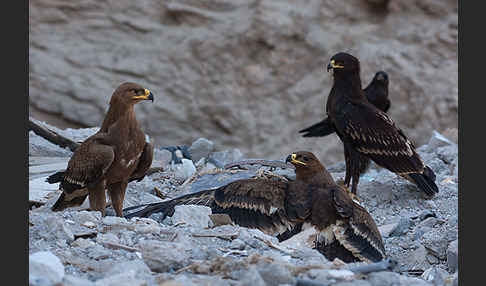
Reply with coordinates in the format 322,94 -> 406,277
296,167 -> 336,188
100,101 -> 136,132
332,72 -> 363,100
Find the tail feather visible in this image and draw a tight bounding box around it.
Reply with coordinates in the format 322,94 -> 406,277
123,201 -> 171,219
408,169 -> 439,197
51,192 -> 88,212
46,171 -> 65,184
299,119 -> 336,138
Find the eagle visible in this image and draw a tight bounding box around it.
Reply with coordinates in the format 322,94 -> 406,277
299,71 -> 390,186
47,82 -> 154,217
124,151 -> 386,263
324,52 -> 438,196
300,71 -> 390,138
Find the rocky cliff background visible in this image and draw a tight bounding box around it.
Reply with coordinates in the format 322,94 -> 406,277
29,0 -> 458,165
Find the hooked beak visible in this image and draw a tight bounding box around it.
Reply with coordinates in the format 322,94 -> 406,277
285,153 -> 307,166
327,59 -> 344,72
133,88 -> 154,102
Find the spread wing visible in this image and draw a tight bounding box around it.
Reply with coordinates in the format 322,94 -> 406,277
331,187 -> 386,263
129,142 -> 154,182
124,178 -> 294,235
332,101 -> 424,175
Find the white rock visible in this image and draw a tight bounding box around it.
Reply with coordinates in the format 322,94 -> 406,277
174,159 -> 197,181
72,238 -> 96,249
170,205 -> 212,228
425,130 -> 454,152
102,216 -> 128,226
29,251 -> 65,285
327,269 -> 355,279
94,270 -> 146,286
62,275 -> 96,286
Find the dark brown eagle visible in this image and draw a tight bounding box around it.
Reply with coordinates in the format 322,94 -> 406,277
47,82 -> 154,217
324,52 -> 438,196
299,71 -> 390,185
124,151 -> 386,263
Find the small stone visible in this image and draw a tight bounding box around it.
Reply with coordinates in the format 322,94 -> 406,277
209,149 -> 243,167
138,240 -> 191,273
401,244 -> 431,272
413,226 -> 432,241
421,230 -> 449,260
94,269 -> 146,286
174,159 -> 196,181
367,271 -> 400,286
170,205 -> 212,228
389,217 -> 412,237
105,260 -> 151,277
378,223 -> 397,238
72,238 -> 96,249
425,130 -> 454,152
334,280 -> 372,286
234,265 -> 265,286
102,216 -> 129,226
327,269 -> 355,279
426,254 -> 440,264
257,262 -> 295,286
82,221 -> 97,228
154,149 -> 172,169
418,217 -> 443,229
230,239 -> 246,250
188,138 -> 214,163
209,213 -> 233,227
422,266 -> 449,285
446,239 -> 458,272
418,210 -> 437,221
62,274 -> 96,286
29,251 -> 65,285
96,233 -> 120,245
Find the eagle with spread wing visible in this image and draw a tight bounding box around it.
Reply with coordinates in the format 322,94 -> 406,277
124,151 -> 385,263
325,52 -> 438,196
47,82 -> 154,217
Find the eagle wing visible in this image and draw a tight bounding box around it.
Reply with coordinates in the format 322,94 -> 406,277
51,133 -> 114,211
124,178 -> 293,235
332,102 -> 424,175
61,133 -> 115,192
331,187 -> 386,263
129,142 -> 154,182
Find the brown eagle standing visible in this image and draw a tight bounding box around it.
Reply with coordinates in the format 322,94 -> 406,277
48,82 -> 154,217
124,151 -> 386,263
299,71 -> 390,184
325,52 -> 438,196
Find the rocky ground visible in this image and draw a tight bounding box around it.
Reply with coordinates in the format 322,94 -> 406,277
29,120 -> 458,286
29,0 -> 458,165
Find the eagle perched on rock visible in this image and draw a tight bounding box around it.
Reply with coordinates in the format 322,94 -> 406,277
124,151 -> 385,263
299,71 -> 390,184
325,52 -> 438,196
47,82 -> 154,217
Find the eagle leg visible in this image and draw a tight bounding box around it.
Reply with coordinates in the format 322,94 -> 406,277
108,181 -> 128,217
88,180 -> 107,216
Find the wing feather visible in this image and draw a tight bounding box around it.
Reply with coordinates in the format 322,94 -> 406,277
129,142 -> 154,182
331,188 -> 386,262
333,102 -> 424,174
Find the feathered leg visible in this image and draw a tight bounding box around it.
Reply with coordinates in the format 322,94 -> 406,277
108,181 -> 128,217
